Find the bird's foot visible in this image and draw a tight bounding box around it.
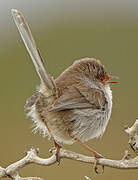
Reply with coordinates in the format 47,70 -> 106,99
54,140 -> 62,165
68,134 -> 104,174
93,151 -> 104,174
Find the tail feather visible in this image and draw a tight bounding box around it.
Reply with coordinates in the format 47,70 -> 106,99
11,9 -> 56,93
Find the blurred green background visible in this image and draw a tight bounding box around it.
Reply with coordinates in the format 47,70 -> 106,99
0,0 -> 138,179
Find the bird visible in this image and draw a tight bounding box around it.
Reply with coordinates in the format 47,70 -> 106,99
11,9 -> 118,173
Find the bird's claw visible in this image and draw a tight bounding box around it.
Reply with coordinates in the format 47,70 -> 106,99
49,146 -> 61,165
54,141 -> 62,165
55,151 -> 61,165
93,152 -> 104,174
94,159 -> 104,174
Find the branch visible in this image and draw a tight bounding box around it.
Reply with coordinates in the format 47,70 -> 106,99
125,119 -> 138,155
1,120 -> 138,180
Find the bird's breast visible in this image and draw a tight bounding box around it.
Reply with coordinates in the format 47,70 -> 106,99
70,86 -> 112,142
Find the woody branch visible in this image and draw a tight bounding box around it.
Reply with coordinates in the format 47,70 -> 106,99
0,119 -> 138,180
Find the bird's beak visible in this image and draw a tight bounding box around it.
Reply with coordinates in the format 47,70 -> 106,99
107,75 -> 119,84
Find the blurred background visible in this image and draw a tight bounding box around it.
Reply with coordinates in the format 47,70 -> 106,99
0,0 -> 138,179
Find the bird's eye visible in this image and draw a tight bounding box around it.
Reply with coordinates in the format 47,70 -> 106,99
100,76 -> 104,81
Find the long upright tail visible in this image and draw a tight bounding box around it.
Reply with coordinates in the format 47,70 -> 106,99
11,9 -> 56,93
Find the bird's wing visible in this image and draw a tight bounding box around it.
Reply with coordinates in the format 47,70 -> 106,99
49,85 -> 106,111
24,92 -> 40,110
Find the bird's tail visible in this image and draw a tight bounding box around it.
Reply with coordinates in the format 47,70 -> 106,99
11,9 -> 56,94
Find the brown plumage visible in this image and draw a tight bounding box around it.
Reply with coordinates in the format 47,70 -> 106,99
53,58 -> 107,111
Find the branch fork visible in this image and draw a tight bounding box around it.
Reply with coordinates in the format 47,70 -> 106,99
125,119 -> 138,155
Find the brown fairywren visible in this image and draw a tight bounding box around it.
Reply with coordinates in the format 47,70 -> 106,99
11,9 -> 118,172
